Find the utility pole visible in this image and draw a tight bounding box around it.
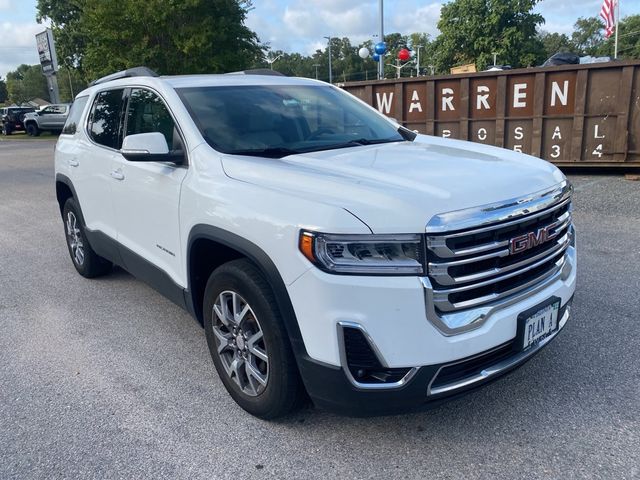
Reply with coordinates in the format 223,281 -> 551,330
492,52 -> 498,66
415,44 -> 423,76
323,36 -> 333,84
378,0 -> 384,80
313,64 -> 320,80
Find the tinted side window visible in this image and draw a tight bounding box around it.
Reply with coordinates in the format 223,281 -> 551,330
126,88 -> 176,150
88,89 -> 125,149
62,96 -> 89,135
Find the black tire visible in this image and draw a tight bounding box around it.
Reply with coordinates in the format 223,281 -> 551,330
2,124 -> 11,135
62,198 -> 112,278
203,259 -> 304,419
25,123 -> 40,136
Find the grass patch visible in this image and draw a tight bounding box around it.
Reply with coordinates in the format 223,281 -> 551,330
0,131 -> 59,141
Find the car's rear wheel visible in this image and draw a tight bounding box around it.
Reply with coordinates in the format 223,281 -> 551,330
62,198 -> 112,278
26,123 -> 40,136
203,259 -> 304,419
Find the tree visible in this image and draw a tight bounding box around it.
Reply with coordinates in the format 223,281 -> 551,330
539,31 -> 573,59
0,78 -> 8,104
37,0 -> 264,81
57,66 -> 88,102
598,14 -> 640,59
5,65 -> 49,105
434,0 -> 546,73
570,17 -> 605,56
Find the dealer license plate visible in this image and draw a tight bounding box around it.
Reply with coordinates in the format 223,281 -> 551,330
521,301 -> 560,351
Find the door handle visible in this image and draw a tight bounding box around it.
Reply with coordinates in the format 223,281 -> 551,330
68,159 -> 79,167
110,169 -> 125,181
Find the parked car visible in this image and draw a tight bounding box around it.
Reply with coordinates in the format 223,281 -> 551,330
54,67 -> 576,418
23,103 -> 71,136
1,106 -> 36,135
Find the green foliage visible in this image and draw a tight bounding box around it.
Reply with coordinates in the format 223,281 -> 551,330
0,78 -> 8,104
571,17 -> 605,56
597,14 -> 640,59
5,65 -> 49,105
435,0 -> 546,72
57,66 -> 88,102
539,32 -> 574,58
37,0 -> 263,81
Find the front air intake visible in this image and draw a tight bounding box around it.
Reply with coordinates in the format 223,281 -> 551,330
342,327 -> 410,384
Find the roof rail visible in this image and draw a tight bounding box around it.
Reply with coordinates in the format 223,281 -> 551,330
89,66 -> 159,86
226,69 -> 286,76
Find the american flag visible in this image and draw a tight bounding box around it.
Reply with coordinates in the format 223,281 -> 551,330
600,0 -> 617,39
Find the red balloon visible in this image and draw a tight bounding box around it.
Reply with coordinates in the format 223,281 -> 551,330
398,48 -> 411,61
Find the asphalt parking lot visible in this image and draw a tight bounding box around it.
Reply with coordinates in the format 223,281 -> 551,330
1,139 -> 639,479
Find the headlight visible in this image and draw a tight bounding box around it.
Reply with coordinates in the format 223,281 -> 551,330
299,231 -> 424,275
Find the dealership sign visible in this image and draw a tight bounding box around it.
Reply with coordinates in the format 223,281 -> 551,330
35,29 -> 59,75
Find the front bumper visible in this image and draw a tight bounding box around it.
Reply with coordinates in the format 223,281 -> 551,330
287,240 -> 576,414
297,300 -> 571,415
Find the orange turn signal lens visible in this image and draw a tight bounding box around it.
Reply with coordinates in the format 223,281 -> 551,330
299,232 -> 316,262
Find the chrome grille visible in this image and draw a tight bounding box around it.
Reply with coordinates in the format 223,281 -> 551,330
426,187 -> 572,314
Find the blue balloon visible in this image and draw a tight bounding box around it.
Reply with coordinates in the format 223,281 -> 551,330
374,42 -> 387,55
372,53 -> 381,62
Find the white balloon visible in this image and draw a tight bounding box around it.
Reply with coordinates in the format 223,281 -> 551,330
358,47 -> 370,59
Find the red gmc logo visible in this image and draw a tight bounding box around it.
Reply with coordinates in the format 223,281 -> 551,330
509,219 -> 562,255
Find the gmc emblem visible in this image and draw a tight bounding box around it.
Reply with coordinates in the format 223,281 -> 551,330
509,219 -> 562,255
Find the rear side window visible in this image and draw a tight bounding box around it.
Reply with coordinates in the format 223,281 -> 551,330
61,96 -> 89,135
88,89 -> 125,149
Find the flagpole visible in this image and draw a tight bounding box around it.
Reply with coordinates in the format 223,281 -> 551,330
614,0 -> 619,59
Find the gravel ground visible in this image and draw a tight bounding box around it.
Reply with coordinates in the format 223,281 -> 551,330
1,139 -> 639,479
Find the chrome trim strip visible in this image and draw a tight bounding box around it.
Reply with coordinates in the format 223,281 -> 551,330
336,321 -> 418,390
425,181 -> 572,234
428,210 -> 571,261
430,232 -> 570,286
435,257 -> 565,311
427,307 -> 570,396
433,248 -> 567,297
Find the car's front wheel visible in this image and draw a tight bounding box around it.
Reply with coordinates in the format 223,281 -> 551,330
25,123 -> 40,136
203,259 -> 304,419
2,124 -> 11,135
62,198 -> 112,278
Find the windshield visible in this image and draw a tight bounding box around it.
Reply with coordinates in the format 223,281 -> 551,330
177,84 -> 406,157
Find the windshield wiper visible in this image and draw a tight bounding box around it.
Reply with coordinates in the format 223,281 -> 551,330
230,147 -> 301,158
300,137 -> 403,153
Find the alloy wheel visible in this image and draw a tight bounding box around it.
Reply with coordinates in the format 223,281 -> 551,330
211,290 -> 269,396
66,211 -> 85,266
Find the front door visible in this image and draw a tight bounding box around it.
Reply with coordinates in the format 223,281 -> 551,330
110,88 -> 188,288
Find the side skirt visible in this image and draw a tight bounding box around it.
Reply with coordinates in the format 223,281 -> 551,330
84,228 -> 193,316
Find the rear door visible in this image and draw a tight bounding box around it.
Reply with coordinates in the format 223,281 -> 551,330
70,89 -> 125,241
110,87 -> 188,287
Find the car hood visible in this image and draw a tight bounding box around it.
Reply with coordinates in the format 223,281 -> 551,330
220,135 -> 566,233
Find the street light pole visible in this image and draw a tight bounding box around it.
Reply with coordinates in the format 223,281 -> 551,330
323,36 -> 333,84
415,44 -> 422,76
313,64 -> 320,80
266,54 -> 282,70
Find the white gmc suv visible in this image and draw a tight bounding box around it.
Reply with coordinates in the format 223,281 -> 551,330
54,67 -> 576,418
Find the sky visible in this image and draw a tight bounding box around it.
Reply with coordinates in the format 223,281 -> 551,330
1,0 -> 639,79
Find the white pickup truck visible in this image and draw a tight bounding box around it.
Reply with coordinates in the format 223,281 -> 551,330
54,68 -> 576,418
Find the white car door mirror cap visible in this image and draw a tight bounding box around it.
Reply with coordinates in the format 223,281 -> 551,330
122,132 -> 169,155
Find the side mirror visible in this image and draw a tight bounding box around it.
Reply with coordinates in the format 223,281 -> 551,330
121,132 -> 183,163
